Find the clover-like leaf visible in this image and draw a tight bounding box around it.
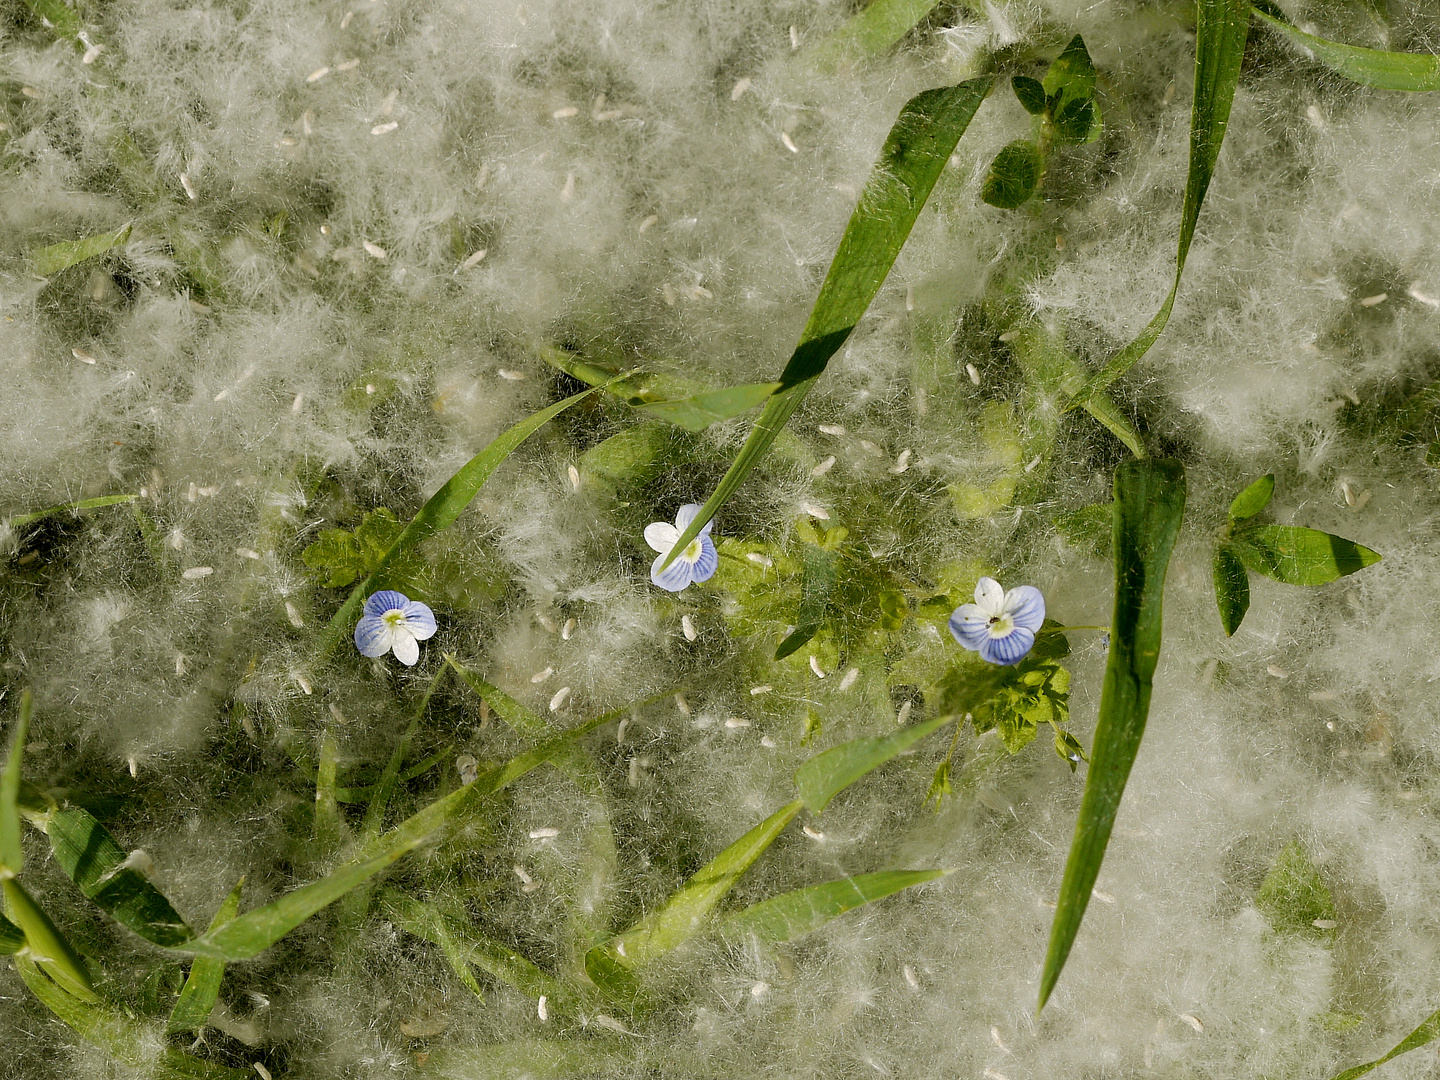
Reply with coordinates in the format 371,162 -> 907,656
981,139 -> 1044,209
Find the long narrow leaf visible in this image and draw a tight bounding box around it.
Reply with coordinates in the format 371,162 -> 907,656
1251,3 -> 1440,92
634,383 -> 781,431
359,668 -> 446,839
4,878 -> 98,1000
1326,1006 -> 1440,1080
661,77 -> 994,567
317,383 -> 610,655
6,494 -> 138,530
1066,0 -> 1249,409
586,800 -> 802,993
30,225 -> 132,277
722,869 -> 948,942
774,543 -> 837,660
1,691 -> 30,873
0,911 -> 24,953
794,714 -> 953,814
167,878 -> 243,1035
1039,459 -> 1186,1010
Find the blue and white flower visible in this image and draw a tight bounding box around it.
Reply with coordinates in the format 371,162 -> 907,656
644,503 -> 718,592
355,590 -> 437,666
948,577 -> 1045,666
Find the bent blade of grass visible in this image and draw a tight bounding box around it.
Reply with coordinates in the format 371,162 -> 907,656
167,878 -> 243,1035
1066,0 -> 1249,410
795,713 -> 954,814
1039,459 -> 1185,1011
0,911 -> 24,953
359,667 -> 447,840
30,225 -> 132,277
6,494 -> 138,531
1,691 -> 29,874
46,806 -> 195,947
317,382 -> 613,656
586,800 -> 803,992
660,77 -> 994,569
1251,2 -> 1440,91
1326,1006 -> 1440,1080
722,869 -> 949,943
4,878 -> 98,1000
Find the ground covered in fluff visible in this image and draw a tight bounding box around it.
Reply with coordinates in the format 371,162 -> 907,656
3,0 -> 1440,1076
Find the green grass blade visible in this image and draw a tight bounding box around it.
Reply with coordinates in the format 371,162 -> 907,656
317,383 -> 609,655
1010,321 -> 1145,457
1326,1006 -> 1440,1080
722,869 -> 948,942
1251,3 -> 1440,91
167,878 -> 243,1035
635,383 -> 782,431
314,730 -> 341,852
1,691 -> 30,873
1227,473 -> 1274,520
0,910 -> 25,953
1039,459 -> 1186,1011
6,494 -> 139,530
358,668 -> 447,840
46,807 -> 195,947
4,878 -> 98,1000
30,225 -> 132,277
1229,524 -> 1381,585
1066,0 -> 1249,409
774,544 -> 838,660
660,77 -> 994,569
586,800 -> 803,991
1212,544 -> 1250,636
807,0 -> 942,69
794,714 -> 953,814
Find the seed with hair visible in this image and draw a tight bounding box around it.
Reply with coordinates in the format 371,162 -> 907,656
552,105 -> 579,118
1179,1013 -> 1203,1033
567,464 -> 581,491
537,996 -> 549,1022
335,58 -> 359,71
800,502 -> 829,520
682,614 -> 698,641
817,423 -> 846,436
456,755 -> 479,785
498,369 -> 527,381
182,566 -> 214,580
731,78 -> 751,100
890,449 -> 911,473
639,214 -> 658,233
180,172 -> 197,200
305,66 -> 330,83
966,363 -> 981,385
459,248 -> 487,269
561,618 -> 576,640
362,241 -> 387,259
809,655 -> 827,678
529,827 -> 560,840
236,547 -> 261,559
812,455 -> 836,476
838,667 -> 860,691
725,717 -> 750,729
1359,292 -> 1388,307
802,825 -> 825,841
781,132 -> 799,153
548,686 -> 571,711
750,685 -> 773,695
285,601 -> 304,628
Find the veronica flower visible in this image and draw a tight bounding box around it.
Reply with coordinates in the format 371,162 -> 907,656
644,503 -> 718,592
948,577 -> 1045,666
355,590 -> 437,665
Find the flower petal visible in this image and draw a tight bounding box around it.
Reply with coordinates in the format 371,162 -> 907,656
391,630 -> 420,666
401,600 -> 437,640
651,550 -> 695,592
980,626 -> 1035,666
1001,586 -> 1045,632
675,503 -> 714,536
644,521 -> 679,553
948,605 -> 990,650
355,615 -> 394,658
690,536 -> 718,583
973,577 -> 1005,615
364,589 -> 409,617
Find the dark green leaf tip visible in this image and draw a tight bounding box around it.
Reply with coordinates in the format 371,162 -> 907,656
1213,545 -> 1250,636
982,139 -> 1044,209
1012,75 -> 1046,114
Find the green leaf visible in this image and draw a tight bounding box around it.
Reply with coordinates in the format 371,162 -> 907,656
660,77 -> 994,569
316,383 -> 608,656
302,508 -> 407,589
578,423 -> 672,489
20,0 -> 81,38
1251,2 -> 1440,92
1042,34 -> 1103,144
722,869 -> 948,942
806,0 -> 943,68
30,225 -> 132,277
1255,839 -> 1335,937
981,139 -> 1045,209
1012,75 -> 1047,114
1039,458 -> 1186,1011
635,383 -> 781,432
1325,1006 -> 1440,1080
46,806 -> 195,947
358,668 -> 447,841
1053,727 -> 1086,772
4,878 -> 98,1000
1212,544 -> 1250,636
1227,473 -> 1275,520
1229,524 -> 1381,585
585,800 -> 803,991
795,714 -> 953,814
774,543 -> 838,660
1,691 -> 29,874
1066,0 -> 1249,409
166,878 -> 243,1035
6,494 -> 138,531
0,910 -> 25,953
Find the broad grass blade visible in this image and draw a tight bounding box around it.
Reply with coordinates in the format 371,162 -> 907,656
46,806 -> 195,947
30,225 -> 132,277
167,878 -> 243,1035
317,384 -> 607,655
795,714 -> 953,814
1326,1006 -> 1440,1080
1039,459 -> 1185,1010
6,494 -> 138,530
661,77 -> 994,568
586,800 -> 803,992
0,911 -> 24,953
1251,2 -> 1440,91
1066,0 -> 1249,409
722,869 -> 948,942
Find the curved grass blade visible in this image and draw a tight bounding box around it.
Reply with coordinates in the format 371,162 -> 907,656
1229,524 -> 1380,585
167,878 -> 243,1035
635,383 -> 781,432
1251,2 -> 1440,92
0,911 -> 24,953
1325,1006 -> 1440,1080
795,714 -> 953,814
317,381 -> 610,655
774,543 -> 838,660
722,869 -> 948,943
660,77 -> 994,570
30,225 -> 132,277
807,0 -> 942,69
4,878 -> 98,1000
46,806 -> 195,947
359,667 -> 447,840
1,691 -> 29,874
585,800 -> 802,994
6,494 -> 138,531
1066,0 -> 1249,409
1039,459 -> 1185,1011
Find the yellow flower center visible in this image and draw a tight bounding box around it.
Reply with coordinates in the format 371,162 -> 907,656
987,613 -> 1014,638
682,538 -> 703,561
